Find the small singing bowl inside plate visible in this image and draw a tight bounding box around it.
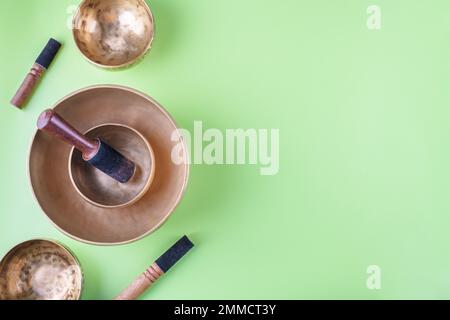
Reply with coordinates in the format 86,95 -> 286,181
72,0 -> 155,69
0,240 -> 83,300
69,124 -> 155,208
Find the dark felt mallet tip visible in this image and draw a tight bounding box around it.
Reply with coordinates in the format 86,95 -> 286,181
36,38 -> 61,69
155,235 -> 194,273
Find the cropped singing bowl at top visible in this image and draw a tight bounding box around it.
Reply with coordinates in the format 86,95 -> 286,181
72,0 -> 155,68
69,124 -> 155,208
0,239 -> 83,300
29,85 -> 189,245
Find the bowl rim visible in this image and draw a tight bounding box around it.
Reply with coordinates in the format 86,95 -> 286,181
68,123 -> 156,209
0,239 -> 84,300
27,85 -> 190,246
71,0 -> 156,69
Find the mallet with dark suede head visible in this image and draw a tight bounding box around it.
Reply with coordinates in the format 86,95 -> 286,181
11,38 -> 61,109
115,235 -> 194,300
37,109 -> 136,183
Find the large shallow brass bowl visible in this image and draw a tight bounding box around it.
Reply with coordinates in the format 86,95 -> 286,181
0,240 -> 83,300
73,0 -> 155,68
69,124 -> 155,208
29,85 -> 189,245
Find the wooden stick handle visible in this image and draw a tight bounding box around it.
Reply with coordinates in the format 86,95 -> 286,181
37,109 -> 99,159
10,63 -> 45,108
115,263 -> 164,300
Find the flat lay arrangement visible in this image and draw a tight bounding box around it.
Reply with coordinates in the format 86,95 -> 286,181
3,0 -> 450,303
1,0 -> 191,300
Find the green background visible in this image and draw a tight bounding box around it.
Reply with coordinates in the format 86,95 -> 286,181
1,0 -> 450,299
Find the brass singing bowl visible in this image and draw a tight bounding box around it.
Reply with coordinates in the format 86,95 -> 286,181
72,0 -> 155,68
69,124 -> 155,208
0,240 -> 83,300
29,85 -> 190,245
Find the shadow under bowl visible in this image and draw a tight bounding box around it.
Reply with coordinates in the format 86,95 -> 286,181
72,0 -> 155,68
69,124 -> 155,208
0,240 -> 83,300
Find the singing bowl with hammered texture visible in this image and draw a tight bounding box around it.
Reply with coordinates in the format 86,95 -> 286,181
72,0 -> 155,68
0,240 -> 83,300
29,86 -> 189,245
69,124 -> 155,208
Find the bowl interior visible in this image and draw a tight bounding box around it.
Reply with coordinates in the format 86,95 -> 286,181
0,240 -> 82,300
70,124 -> 154,208
73,0 -> 154,67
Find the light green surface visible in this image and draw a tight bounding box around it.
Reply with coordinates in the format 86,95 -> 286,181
1,0 -> 450,299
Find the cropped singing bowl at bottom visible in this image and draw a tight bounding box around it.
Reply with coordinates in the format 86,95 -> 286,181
69,124 -> 155,208
0,240 -> 83,300
28,85 -> 190,245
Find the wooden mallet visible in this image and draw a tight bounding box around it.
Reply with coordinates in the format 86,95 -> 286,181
11,38 -> 61,109
37,109 -> 136,183
116,236 -> 194,300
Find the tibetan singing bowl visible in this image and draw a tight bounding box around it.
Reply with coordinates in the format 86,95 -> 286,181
73,0 -> 155,68
69,124 -> 155,208
29,85 -> 189,245
0,240 -> 83,300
